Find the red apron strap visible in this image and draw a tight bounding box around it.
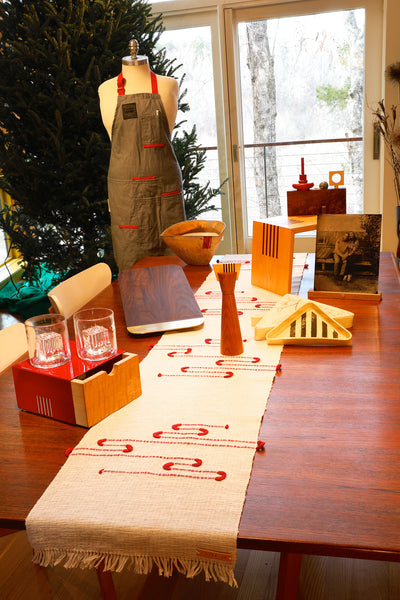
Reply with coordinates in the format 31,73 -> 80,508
150,71 -> 158,94
117,72 -> 125,96
118,71 -> 157,95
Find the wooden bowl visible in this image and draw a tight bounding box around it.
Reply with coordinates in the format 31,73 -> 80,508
161,220 -> 225,265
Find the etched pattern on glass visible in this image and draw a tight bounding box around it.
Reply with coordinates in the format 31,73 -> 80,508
35,331 -> 64,363
82,325 -> 111,356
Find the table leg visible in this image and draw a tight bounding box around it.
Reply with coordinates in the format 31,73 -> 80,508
96,562 -> 117,600
275,552 -> 303,600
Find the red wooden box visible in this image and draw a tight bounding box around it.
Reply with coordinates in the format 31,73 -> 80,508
12,342 -> 125,426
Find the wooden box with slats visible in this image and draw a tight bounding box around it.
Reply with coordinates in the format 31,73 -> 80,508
251,216 -> 317,295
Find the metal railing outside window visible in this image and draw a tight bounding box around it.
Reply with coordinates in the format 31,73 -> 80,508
198,137 -> 363,235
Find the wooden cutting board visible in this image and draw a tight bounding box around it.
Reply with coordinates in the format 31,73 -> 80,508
119,264 -> 204,334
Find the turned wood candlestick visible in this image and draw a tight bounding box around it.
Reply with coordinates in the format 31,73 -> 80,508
214,265 -> 243,356
292,157 -> 314,191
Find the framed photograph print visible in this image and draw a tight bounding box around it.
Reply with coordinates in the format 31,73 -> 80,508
310,214 -> 382,300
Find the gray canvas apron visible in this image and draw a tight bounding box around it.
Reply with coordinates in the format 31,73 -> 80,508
107,71 -> 186,271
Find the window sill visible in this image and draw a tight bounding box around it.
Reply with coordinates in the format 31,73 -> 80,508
0,258 -> 24,290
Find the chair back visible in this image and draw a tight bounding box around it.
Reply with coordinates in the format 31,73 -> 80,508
0,322 -> 28,372
47,263 -> 112,319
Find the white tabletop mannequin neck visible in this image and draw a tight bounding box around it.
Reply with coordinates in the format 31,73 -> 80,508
121,60 -> 153,95
99,58 -> 179,139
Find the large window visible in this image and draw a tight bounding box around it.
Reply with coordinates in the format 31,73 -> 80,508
0,191 -> 12,264
0,189 -> 22,286
153,0 -> 383,253
238,10 -> 365,236
157,26 -> 221,222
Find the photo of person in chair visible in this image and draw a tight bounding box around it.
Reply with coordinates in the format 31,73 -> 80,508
314,214 -> 381,295
334,231 -> 359,282
344,231 -> 359,282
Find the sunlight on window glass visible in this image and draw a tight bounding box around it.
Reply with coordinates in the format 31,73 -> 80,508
238,9 -> 365,232
0,231 -> 7,264
157,27 -> 221,219
158,27 -> 217,146
0,193 -> 10,264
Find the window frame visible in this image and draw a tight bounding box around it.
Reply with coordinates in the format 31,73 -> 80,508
155,0 -> 383,254
225,0 -> 383,252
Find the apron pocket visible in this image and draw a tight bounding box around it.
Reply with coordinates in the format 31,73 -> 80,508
108,178 -> 159,219
141,115 -> 164,146
108,178 -> 165,260
160,189 -> 186,230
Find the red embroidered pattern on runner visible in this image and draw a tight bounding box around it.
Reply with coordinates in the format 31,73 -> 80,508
157,361 -> 278,378
202,308 -> 244,316
148,339 -> 221,350
67,423 -> 264,482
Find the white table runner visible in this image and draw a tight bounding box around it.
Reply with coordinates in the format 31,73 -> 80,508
26,255 -> 306,585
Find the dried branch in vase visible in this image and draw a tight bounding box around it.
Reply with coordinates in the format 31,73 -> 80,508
373,99 -> 400,206
385,62 -> 400,85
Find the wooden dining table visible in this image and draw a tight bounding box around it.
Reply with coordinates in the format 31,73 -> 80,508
1,252 -> 400,600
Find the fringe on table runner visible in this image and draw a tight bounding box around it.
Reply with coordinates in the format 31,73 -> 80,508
31,548 -> 238,587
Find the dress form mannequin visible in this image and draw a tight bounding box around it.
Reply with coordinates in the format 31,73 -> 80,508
98,39 -> 179,137
99,39 -> 186,272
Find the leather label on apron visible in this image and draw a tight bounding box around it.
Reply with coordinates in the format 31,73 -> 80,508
122,103 -> 138,119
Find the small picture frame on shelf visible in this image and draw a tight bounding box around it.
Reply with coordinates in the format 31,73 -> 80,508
310,214 -> 382,300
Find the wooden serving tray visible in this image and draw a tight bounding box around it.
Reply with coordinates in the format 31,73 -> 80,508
119,264 -> 204,334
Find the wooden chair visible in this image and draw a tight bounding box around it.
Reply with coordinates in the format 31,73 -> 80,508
47,263 -> 112,319
0,322 -> 28,373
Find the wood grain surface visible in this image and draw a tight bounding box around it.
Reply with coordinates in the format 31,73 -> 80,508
287,188 -> 346,216
119,263 -> 204,333
1,252 -> 400,573
217,270 -> 244,356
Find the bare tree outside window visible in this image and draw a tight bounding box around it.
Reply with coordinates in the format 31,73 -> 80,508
239,9 -> 365,234
156,10 -> 365,240
246,21 -> 280,218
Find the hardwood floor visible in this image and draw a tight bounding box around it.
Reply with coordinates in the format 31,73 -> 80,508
1,531 -> 400,599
